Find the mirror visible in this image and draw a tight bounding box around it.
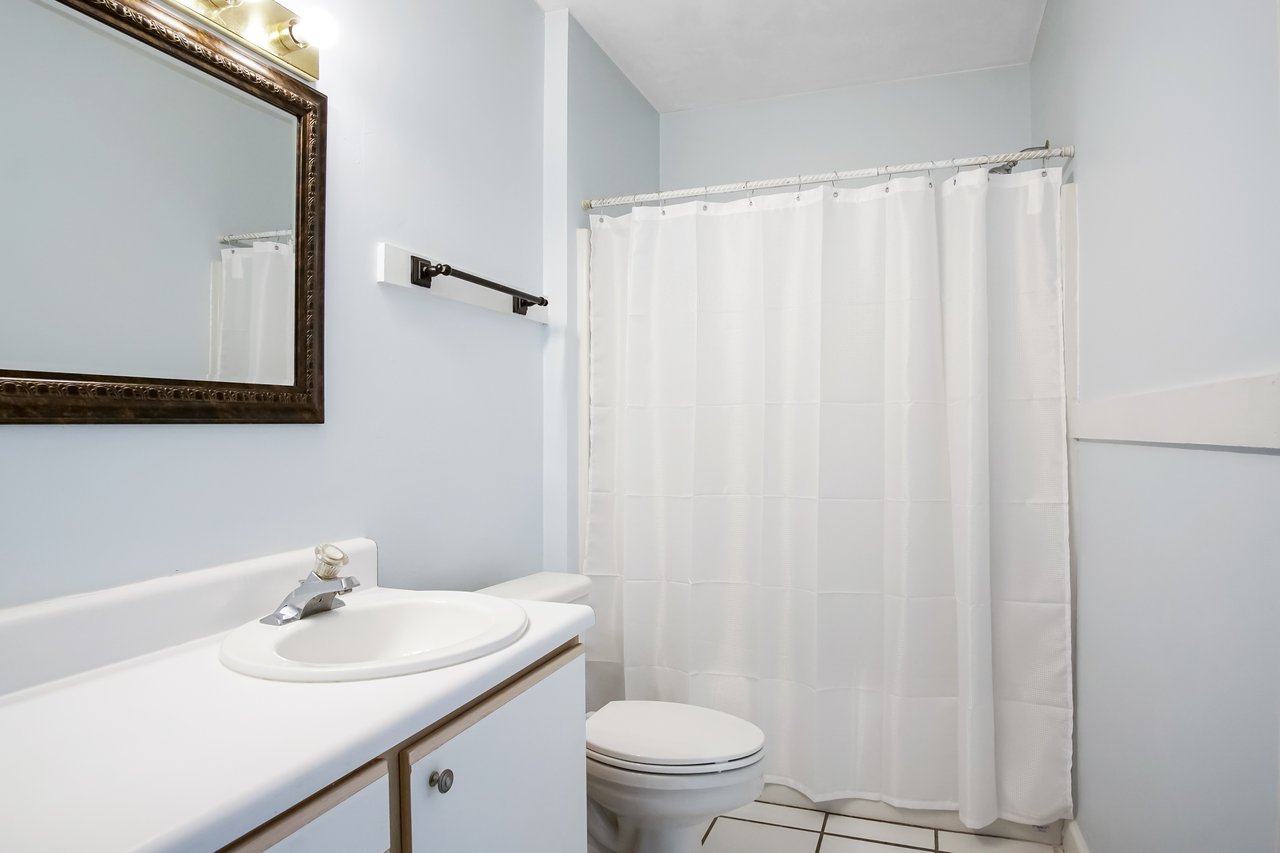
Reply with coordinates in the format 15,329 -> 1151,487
0,0 -> 326,423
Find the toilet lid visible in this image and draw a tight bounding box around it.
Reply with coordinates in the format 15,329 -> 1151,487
585,701 -> 766,767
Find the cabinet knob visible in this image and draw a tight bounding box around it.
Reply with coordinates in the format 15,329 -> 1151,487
429,769 -> 455,794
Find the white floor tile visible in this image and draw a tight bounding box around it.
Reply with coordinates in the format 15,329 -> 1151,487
820,836 -> 928,853
703,817 -> 820,853
725,800 -> 827,831
824,814 -> 934,849
938,830 -> 1055,853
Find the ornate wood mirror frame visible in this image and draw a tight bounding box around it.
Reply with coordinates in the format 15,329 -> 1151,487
0,0 -> 326,424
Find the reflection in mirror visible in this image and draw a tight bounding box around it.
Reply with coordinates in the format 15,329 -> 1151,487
0,0 -> 297,386
209,239 -> 295,385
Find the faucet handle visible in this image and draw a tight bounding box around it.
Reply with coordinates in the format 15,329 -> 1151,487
313,543 -> 350,579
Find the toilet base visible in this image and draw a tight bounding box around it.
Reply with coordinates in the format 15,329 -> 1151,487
585,755 -> 764,853
587,799 -> 709,853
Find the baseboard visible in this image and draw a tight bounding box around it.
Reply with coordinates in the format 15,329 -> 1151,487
1061,820 -> 1091,853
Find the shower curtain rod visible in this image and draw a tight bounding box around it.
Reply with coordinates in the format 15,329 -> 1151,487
218,229 -> 293,245
581,145 -> 1075,210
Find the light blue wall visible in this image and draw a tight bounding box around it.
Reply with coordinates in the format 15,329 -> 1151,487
1071,441 -> 1280,853
542,11 -> 658,576
1032,0 -> 1280,399
0,0 -> 548,608
660,66 -> 1032,191
1031,2 -> 1280,850
567,16 -> 659,230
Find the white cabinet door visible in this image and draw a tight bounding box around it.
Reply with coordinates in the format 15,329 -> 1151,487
406,652 -> 586,853
225,760 -> 391,853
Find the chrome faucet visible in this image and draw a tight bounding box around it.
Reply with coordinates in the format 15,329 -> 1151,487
260,544 -> 361,626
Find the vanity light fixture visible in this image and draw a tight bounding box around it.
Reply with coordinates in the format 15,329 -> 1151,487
166,0 -> 331,80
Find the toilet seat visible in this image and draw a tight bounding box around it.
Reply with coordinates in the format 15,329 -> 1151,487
587,745 -> 765,775
586,700 -> 766,775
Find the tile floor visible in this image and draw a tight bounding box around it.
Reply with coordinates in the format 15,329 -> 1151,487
702,800 -> 1060,853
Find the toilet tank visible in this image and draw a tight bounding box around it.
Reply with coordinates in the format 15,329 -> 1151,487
478,572 -> 591,605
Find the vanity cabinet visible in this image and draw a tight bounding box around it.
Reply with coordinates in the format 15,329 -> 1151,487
220,641 -> 586,853
401,645 -> 586,853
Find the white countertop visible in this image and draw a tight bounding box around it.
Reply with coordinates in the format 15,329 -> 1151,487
0,597 -> 593,853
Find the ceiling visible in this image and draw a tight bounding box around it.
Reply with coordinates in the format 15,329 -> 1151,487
536,0 -> 1047,113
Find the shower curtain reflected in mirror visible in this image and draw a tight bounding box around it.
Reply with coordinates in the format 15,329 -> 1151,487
584,170 -> 1072,828
208,241 -> 294,385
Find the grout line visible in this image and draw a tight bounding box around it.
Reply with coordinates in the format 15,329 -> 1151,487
702,816 -> 717,845
717,816 -> 821,833
823,835 -> 935,852
758,797 -> 830,815
815,811 -> 935,852
760,800 -> 961,833
935,827 -> 940,851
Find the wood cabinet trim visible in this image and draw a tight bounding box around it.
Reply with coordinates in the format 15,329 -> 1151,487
217,759 -> 389,853
395,639 -> 584,852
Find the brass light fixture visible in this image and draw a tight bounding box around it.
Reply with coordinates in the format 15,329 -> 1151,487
166,0 -> 331,80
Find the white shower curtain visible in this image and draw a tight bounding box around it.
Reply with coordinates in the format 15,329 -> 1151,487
209,241 -> 295,384
584,169 -> 1072,827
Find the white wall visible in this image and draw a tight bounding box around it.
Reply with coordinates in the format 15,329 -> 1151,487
542,11 -> 659,576
0,0 -> 548,608
660,65 -> 1032,191
1031,1 -> 1280,850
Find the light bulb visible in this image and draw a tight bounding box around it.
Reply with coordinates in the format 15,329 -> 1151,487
288,11 -> 338,49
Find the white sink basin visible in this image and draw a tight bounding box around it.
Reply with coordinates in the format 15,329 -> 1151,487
219,589 -> 529,682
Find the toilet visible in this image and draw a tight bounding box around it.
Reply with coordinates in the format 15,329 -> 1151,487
479,572 -> 766,853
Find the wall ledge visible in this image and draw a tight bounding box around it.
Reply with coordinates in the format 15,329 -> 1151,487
1069,372 -> 1280,451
